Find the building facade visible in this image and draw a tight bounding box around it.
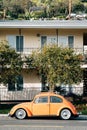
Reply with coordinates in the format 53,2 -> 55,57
0,20 -> 87,101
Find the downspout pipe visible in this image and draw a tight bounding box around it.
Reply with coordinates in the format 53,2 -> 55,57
56,29 -> 58,46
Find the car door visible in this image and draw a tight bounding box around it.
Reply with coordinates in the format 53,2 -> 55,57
49,96 -> 63,115
32,96 -> 49,116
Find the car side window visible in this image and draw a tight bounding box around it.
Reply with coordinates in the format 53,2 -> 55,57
50,96 -> 63,103
34,96 -> 48,103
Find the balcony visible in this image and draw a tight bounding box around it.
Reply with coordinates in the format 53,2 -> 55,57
15,47 -> 85,54
15,47 -> 87,57
16,47 -> 40,57
12,47 -> 87,67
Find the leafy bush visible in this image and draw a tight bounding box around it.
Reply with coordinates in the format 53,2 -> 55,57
76,104 -> 87,115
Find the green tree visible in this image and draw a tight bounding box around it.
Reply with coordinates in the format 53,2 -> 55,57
26,45 -> 83,91
0,41 -> 23,85
0,0 -> 86,20
72,1 -> 85,13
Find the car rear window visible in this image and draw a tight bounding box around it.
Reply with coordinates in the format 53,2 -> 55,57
50,96 -> 63,103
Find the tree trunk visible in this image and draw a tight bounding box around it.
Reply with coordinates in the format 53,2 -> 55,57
49,84 -> 54,92
3,8 -> 6,20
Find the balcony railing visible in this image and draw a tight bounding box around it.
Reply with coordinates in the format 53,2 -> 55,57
15,48 -> 40,54
15,47 -> 87,62
73,48 -> 84,54
14,47 -> 87,54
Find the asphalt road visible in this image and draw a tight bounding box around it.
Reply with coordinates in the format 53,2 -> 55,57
0,115 -> 87,130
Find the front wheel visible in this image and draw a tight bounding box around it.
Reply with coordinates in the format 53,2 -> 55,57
60,109 -> 71,120
15,109 -> 27,119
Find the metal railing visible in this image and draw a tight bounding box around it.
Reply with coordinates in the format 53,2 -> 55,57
14,47 -> 86,54
17,47 -> 87,64
0,88 -> 40,102
15,47 -> 40,55
0,87 -> 86,102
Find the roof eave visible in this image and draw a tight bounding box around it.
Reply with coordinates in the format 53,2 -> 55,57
0,25 -> 87,29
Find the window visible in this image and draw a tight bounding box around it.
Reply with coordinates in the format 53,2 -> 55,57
47,36 -> 57,45
58,36 -> 74,48
8,75 -> 23,91
7,35 -> 24,52
41,36 -> 57,47
68,36 -> 74,48
34,96 -> 48,103
50,96 -> 63,103
7,35 -> 16,49
58,36 -> 68,47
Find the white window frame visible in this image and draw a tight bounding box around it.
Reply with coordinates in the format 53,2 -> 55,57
7,35 -> 24,52
47,36 -> 57,45
58,36 -> 68,48
7,35 -> 16,49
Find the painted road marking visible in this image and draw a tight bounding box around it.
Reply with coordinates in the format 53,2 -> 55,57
0,125 -> 64,128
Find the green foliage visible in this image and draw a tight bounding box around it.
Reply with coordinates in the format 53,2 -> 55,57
81,0 -> 87,2
0,0 -> 86,20
25,55 -> 36,69
76,104 -> 87,114
26,45 -> 83,91
72,1 -> 85,13
0,41 -> 23,84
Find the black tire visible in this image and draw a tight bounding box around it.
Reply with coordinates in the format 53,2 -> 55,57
15,108 -> 27,119
60,109 -> 71,120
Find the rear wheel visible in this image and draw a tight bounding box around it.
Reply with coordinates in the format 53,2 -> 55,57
15,109 -> 26,119
60,109 -> 71,120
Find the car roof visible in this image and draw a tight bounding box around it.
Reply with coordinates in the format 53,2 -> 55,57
35,92 -> 64,99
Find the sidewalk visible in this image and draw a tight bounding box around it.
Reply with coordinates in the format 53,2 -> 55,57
76,115 -> 87,120
0,114 -> 8,117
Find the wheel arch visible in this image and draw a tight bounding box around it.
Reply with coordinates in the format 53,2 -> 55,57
14,107 -> 32,117
59,107 -> 73,120
57,107 -> 73,117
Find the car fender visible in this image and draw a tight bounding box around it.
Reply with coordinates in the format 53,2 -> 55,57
10,105 -> 32,117
20,106 -> 32,117
56,107 -> 72,116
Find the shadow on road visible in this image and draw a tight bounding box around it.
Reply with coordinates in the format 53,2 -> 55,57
25,115 -> 87,120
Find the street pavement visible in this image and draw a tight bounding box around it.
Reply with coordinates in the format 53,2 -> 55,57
0,114 -> 87,130
0,114 -> 87,119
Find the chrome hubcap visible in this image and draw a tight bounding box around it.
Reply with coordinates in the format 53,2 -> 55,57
61,109 -> 71,120
16,109 -> 26,119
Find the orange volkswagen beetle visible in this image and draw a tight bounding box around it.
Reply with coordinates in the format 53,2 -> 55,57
9,92 -> 78,120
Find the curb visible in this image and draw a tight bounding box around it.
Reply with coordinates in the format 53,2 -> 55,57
0,114 -> 8,117
78,115 -> 87,120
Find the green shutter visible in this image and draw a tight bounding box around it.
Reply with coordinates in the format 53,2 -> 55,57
68,36 -> 74,48
17,75 -> 23,91
20,36 -> 23,52
16,36 -> 23,52
16,36 -> 20,52
8,81 -> 15,91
